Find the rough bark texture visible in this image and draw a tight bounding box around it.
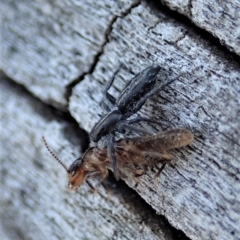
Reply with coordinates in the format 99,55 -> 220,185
161,0 -> 240,56
1,0 -> 139,108
1,0 -> 239,240
0,76 -> 188,240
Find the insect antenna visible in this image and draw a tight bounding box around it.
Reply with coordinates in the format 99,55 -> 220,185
42,136 -> 68,172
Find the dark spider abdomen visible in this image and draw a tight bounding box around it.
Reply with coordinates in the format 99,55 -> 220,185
116,65 -> 160,117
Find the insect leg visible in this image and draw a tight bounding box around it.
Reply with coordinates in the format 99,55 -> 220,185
99,168 -> 109,182
154,162 -> 167,188
101,182 -> 110,200
134,164 -> 148,176
86,180 -> 98,194
107,133 -> 119,180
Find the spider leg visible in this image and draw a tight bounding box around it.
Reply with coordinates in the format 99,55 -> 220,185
116,117 -> 163,135
126,117 -> 163,126
120,124 -> 152,135
147,77 -> 177,99
107,133 -> 119,180
104,66 -> 122,105
101,101 -> 112,112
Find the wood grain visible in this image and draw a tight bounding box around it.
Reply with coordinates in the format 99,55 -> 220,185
1,0 -> 239,239
162,0 -> 240,56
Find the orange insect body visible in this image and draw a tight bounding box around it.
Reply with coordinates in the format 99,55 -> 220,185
43,129 -> 193,190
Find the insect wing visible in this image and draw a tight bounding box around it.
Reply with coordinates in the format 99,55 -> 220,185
115,129 -> 193,165
129,129 -> 193,151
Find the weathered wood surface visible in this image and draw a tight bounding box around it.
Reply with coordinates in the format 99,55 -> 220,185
1,0 -> 139,108
0,76 -> 188,240
161,0 -> 240,56
1,0 -> 240,240
2,0 -> 239,109
70,4 -> 240,239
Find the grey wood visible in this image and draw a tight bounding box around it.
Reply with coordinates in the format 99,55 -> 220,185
161,0 -> 240,56
0,75 -> 187,240
1,0 -> 139,109
69,4 -> 240,240
1,0 -> 239,240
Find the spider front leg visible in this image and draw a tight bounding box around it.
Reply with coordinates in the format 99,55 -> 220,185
104,66 -> 122,105
116,117 -> 163,136
107,133 -> 120,180
101,67 -> 121,111
125,116 -> 163,126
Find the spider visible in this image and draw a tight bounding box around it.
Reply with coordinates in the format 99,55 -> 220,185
89,65 -> 176,179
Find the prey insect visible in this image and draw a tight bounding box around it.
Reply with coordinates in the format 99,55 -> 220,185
43,129 -> 193,191
89,65 -> 177,179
